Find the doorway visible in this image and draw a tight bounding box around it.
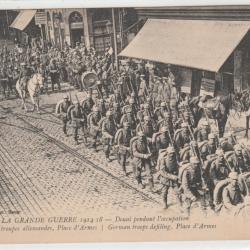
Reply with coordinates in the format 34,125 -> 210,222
69,11 -> 84,47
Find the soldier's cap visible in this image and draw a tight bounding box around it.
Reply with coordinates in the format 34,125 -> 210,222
216,149 -> 224,156
190,157 -> 200,164
208,133 -> 215,139
144,103 -> 149,108
229,172 -> 238,180
234,144 -> 242,151
138,131 -> 145,137
113,102 -> 119,107
146,96 -> 151,101
73,101 -> 79,105
131,92 -> 136,97
129,98 -> 135,104
160,126 -> 168,133
181,122 -> 189,128
63,95 -> 69,99
20,62 -> 26,66
167,146 -> 175,153
106,110 -> 112,116
160,102 -> 166,107
144,116 -> 150,121
93,106 -> 99,112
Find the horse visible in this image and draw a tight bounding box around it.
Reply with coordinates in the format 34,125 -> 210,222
16,73 -> 44,113
189,93 -> 236,138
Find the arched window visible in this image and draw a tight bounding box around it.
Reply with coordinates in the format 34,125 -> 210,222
69,11 -> 83,23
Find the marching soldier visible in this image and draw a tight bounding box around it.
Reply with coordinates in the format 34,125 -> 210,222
131,131 -> 154,190
136,116 -> 155,138
158,146 -> 180,209
174,122 -> 192,149
70,101 -> 87,145
227,144 -> 250,173
82,93 -> 95,115
222,172 -> 244,213
154,102 -> 168,121
120,107 -> 137,132
154,126 -> 171,152
116,122 -> 133,175
89,106 -> 102,150
196,121 -> 210,142
101,110 -> 117,161
138,74 -> 147,103
49,59 -> 61,92
58,95 -> 72,136
112,102 -> 122,127
180,157 -> 207,216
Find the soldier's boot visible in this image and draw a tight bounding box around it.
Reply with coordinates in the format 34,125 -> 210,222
148,178 -> 157,193
122,163 -> 128,176
136,177 -> 145,189
63,125 -> 67,136
163,189 -> 169,209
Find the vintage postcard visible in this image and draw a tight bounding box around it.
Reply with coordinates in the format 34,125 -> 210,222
0,4 -> 249,244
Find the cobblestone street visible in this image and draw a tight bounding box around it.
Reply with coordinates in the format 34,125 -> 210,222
0,84 -> 249,217
0,86 -> 163,217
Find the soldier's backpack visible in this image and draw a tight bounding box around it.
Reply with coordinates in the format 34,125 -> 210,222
178,162 -> 191,186
114,128 -> 123,146
174,128 -> 184,146
130,136 -> 139,159
87,112 -> 95,129
179,145 -> 191,161
122,105 -> 130,114
55,99 -> 64,115
213,178 -> 231,211
98,117 -> 108,133
66,104 -> 75,121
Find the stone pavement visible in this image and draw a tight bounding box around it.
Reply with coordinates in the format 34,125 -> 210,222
0,84 -> 248,217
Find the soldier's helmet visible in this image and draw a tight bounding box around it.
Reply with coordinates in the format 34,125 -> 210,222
234,144 -> 242,152
144,103 -> 149,109
138,131 -> 145,138
144,116 -> 150,122
181,122 -> 189,128
216,149 -> 224,156
129,98 -> 135,104
106,110 -> 112,117
160,126 -> 168,133
124,122 -> 130,128
208,133 -> 215,140
229,172 -> 238,180
160,102 -> 166,107
93,106 -> 99,112
126,107 -> 132,113
167,146 -> 175,154
190,157 -> 200,164
63,94 -> 69,99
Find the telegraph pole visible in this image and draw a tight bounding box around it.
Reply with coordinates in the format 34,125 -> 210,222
111,8 -> 119,70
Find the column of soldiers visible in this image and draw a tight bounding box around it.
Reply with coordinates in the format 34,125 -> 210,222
0,41 -> 112,97
56,59 -> 250,216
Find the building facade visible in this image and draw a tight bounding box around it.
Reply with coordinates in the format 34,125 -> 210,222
132,6 -> 250,94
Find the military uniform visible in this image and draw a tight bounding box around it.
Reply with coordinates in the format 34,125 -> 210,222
101,112 -> 117,161
82,96 -> 95,115
159,147 -> 180,208
59,97 -> 71,135
117,124 -> 133,174
71,104 -> 87,144
131,133 -> 154,189
181,157 -> 206,215
89,108 -> 101,149
49,60 -> 61,92
222,172 -> 244,212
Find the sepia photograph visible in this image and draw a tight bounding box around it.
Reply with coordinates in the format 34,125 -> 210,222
0,4 -> 250,243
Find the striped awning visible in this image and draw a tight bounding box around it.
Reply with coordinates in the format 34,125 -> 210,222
10,10 -> 37,31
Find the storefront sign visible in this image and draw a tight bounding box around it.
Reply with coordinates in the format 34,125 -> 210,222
177,68 -> 192,93
35,11 -> 47,25
200,77 -> 215,96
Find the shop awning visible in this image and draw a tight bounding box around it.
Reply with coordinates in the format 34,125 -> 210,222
119,19 -> 250,72
10,10 -> 36,31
